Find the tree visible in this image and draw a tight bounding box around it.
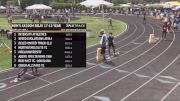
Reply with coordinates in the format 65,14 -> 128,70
1,0 -> 8,5
53,0 -> 64,3
6,0 -> 16,6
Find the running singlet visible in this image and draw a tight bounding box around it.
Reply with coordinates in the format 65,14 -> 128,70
108,36 -> 114,45
163,25 -> 167,32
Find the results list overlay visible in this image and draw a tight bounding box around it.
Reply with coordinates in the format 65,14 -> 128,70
12,23 -> 86,68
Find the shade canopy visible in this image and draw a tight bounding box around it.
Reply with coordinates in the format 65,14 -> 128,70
119,4 -> 131,7
80,0 -> 114,8
172,6 -> 180,10
26,4 -> 52,10
164,1 -> 180,6
0,6 -> 6,9
163,5 -> 175,9
146,3 -> 162,7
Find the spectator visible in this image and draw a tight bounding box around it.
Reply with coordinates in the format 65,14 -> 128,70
108,17 -> 113,29
100,30 -> 107,62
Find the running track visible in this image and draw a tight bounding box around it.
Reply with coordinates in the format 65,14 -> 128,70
0,15 -> 180,101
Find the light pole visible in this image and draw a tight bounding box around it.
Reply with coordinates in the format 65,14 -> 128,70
18,0 -> 21,7
101,0 -> 105,24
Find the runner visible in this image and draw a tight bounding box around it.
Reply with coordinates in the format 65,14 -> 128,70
108,32 -> 116,57
167,18 -> 173,33
173,17 -> 178,31
12,68 -> 28,82
12,67 -> 39,83
31,67 -> 39,76
162,22 -> 168,40
143,11 -> 146,24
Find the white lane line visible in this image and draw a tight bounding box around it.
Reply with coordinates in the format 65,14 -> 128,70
156,78 -> 176,84
0,68 -> 43,82
0,68 -> 15,73
120,39 -> 177,101
38,77 -> 51,84
40,68 -> 67,78
93,96 -> 111,101
159,76 -> 178,81
131,42 -> 143,45
2,28 -> 146,94
0,83 -> 7,89
87,23 -> 131,55
134,73 -> 150,78
9,20 -> 161,101
83,33 -> 172,101
0,52 -> 96,82
0,76 -> 17,82
99,64 -> 112,69
8,23 -> 148,101
115,69 -> 129,73
42,25 -> 161,101
87,19 -> 128,49
0,68 -> 65,92
86,62 -> 97,66
160,81 -> 180,101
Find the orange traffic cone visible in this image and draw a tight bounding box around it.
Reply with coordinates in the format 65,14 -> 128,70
96,48 -> 104,62
4,48 -> 9,55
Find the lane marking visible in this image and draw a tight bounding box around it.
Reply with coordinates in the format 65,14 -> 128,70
131,42 -> 143,45
120,55 -> 180,101
3,30 -> 147,96
0,68 -> 15,73
160,81 -> 180,101
98,64 -> 112,69
93,96 -> 111,101
115,69 -> 129,73
156,78 -> 176,84
86,62 -> 96,66
81,23 -> 169,101
159,76 -> 178,81
8,22 -> 149,101
0,68 -> 66,92
7,20 -> 160,101
42,24 -> 164,101
40,68 -> 67,78
0,83 -> 7,89
134,73 -> 150,78
0,68 -> 43,82
0,68 -> 65,82
120,32 -> 176,101
116,69 -> 177,83
38,78 -> 51,84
